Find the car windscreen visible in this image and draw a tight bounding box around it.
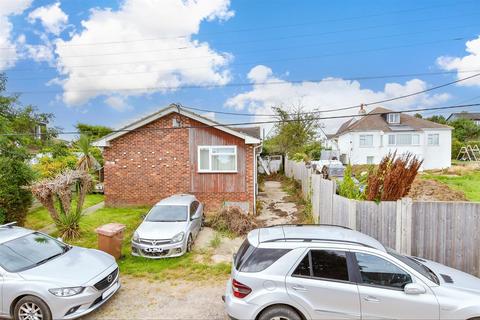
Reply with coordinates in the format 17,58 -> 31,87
387,248 -> 439,284
146,205 -> 188,222
0,232 -> 69,272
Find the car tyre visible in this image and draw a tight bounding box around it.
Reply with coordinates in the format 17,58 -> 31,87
14,295 -> 52,320
258,305 -> 302,320
186,234 -> 193,252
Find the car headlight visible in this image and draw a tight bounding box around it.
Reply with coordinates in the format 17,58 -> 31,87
132,231 -> 140,242
171,232 -> 185,243
49,287 -> 84,297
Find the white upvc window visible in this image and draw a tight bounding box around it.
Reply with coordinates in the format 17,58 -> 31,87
359,135 -> 373,147
367,156 -> 374,164
198,146 -> 237,173
427,134 -> 439,146
388,133 -> 420,145
388,135 -> 396,145
387,113 -> 400,124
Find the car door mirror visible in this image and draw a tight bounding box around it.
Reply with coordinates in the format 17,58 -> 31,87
141,213 -> 147,219
404,283 -> 426,295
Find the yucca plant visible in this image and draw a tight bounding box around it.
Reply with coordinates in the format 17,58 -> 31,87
30,169 -> 92,240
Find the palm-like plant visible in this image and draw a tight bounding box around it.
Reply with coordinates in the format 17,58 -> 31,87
76,134 -> 99,172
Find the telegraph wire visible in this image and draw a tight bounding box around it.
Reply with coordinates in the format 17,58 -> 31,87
1,103 -> 479,137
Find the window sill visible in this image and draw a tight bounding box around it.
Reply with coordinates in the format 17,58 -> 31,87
197,170 -> 238,174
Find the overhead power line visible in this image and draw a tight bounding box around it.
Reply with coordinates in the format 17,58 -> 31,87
0,1 -> 473,51
130,72 -> 480,117
2,103 -> 479,137
5,47 -> 478,97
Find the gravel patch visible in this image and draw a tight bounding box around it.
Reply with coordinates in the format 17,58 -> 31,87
82,277 -> 227,320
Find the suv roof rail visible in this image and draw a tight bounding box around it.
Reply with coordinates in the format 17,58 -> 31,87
267,223 -> 351,230
0,222 -> 17,228
262,237 -> 374,249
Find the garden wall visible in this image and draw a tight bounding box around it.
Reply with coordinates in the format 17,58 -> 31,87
285,158 -> 480,276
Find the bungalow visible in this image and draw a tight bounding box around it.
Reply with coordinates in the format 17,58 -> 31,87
93,104 -> 262,213
330,106 -> 453,170
447,112 -> 480,126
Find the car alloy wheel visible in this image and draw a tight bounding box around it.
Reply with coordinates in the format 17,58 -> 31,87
18,302 -> 43,320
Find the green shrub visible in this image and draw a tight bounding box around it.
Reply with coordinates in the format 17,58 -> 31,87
0,156 -> 34,225
337,165 -> 363,200
33,155 -> 77,179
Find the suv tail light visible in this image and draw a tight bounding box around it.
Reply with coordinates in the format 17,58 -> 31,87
232,279 -> 252,298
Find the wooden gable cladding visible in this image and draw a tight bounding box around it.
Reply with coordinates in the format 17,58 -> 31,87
189,121 -> 247,193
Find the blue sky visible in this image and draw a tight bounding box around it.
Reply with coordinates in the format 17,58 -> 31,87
1,0 -> 479,137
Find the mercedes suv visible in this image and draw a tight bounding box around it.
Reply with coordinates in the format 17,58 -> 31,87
0,223 -> 120,320
224,224 -> 480,320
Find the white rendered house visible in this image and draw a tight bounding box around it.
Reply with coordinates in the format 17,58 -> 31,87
331,107 -> 452,170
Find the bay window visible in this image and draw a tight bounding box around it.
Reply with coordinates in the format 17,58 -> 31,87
388,133 -> 420,146
198,146 -> 237,172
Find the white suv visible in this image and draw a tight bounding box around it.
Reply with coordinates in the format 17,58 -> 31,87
224,224 -> 480,320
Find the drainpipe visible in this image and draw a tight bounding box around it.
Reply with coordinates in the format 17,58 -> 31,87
253,144 -> 263,214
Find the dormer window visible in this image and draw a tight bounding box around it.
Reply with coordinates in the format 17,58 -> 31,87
387,113 -> 400,124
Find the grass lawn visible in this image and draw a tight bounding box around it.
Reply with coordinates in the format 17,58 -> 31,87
422,171 -> 480,202
65,206 -> 231,280
25,193 -> 105,231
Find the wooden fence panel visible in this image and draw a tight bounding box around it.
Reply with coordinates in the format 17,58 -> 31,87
356,200 -> 397,249
412,201 -> 480,276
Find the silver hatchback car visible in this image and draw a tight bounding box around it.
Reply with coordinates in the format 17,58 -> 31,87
131,194 -> 203,258
224,224 -> 480,320
0,223 -> 120,320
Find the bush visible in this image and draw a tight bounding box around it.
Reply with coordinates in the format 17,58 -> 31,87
206,207 -> 258,236
33,155 -> 77,179
0,155 -> 34,225
337,165 -> 363,200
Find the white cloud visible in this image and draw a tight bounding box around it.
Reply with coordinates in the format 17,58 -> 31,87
226,65 -> 451,133
0,0 -> 32,70
104,96 -> 132,112
27,2 -> 68,35
437,36 -> 480,86
55,0 -> 234,106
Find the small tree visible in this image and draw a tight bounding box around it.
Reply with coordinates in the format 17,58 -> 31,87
30,170 -> 92,239
76,134 -> 100,172
365,152 -> 422,201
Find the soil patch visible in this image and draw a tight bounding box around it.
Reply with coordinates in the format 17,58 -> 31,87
408,178 -> 467,201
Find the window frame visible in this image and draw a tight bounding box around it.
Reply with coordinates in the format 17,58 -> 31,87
350,251 -> 414,291
359,135 -> 374,148
427,133 -> 439,146
290,249 -> 360,284
387,113 -> 400,124
197,145 -> 238,173
388,133 -> 420,146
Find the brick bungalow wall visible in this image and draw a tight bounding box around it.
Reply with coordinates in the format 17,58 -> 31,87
103,112 -> 256,212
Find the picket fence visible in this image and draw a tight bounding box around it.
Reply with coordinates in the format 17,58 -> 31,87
285,159 -> 480,277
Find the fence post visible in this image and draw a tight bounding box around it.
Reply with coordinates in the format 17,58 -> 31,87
348,199 -> 357,230
395,197 -> 413,255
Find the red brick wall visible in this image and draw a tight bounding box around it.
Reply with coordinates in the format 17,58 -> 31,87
103,112 -> 256,212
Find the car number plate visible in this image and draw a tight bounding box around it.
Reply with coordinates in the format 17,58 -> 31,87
102,281 -> 119,299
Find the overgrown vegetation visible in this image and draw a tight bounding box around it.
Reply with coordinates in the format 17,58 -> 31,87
206,207 -> 258,236
423,170 -> 480,202
0,73 -> 57,224
262,106 -> 322,161
365,152 -> 422,201
337,165 -> 364,200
